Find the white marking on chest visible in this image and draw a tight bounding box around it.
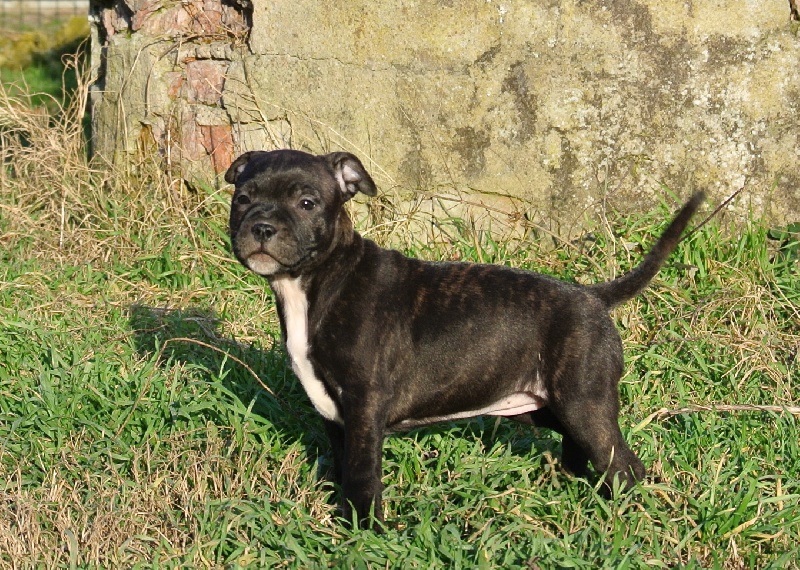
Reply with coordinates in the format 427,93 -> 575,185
271,276 -> 342,423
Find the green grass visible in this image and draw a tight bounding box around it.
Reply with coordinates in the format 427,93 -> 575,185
1,73 -> 799,568
1,15 -> 89,137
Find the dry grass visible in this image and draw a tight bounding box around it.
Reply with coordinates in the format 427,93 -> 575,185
0,428 -> 334,567
0,51 -> 228,272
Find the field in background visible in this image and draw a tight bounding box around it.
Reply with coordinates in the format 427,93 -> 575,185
1,55 -> 799,568
0,0 -> 87,32
1,0 -> 89,106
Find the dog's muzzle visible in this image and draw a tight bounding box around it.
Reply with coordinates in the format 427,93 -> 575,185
251,222 -> 277,243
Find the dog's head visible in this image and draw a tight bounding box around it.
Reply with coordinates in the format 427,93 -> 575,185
226,150 -> 377,277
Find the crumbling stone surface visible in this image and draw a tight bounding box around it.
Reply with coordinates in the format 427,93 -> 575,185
90,0 -> 248,185
90,0 -> 799,229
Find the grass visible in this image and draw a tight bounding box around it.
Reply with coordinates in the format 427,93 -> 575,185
1,16 -> 89,135
1,64 -> 799,569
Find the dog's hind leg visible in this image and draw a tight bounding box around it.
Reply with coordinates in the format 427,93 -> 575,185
514,408 -> 592,477
555,403 -> 646,494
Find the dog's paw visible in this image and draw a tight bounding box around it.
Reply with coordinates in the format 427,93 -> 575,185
340,503 -> 385,533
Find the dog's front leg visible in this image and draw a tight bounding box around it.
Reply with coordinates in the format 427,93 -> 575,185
340,399 -> 386,530
323,419 -> 345,484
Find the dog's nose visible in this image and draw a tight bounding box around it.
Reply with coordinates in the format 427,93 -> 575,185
251,222 -> 277,242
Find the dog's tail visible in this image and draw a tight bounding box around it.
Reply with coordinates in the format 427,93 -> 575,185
589,192 -> 705,308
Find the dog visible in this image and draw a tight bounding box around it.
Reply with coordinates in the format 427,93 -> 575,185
226,149 -> 704,529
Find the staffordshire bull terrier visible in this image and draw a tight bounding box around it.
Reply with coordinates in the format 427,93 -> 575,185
226,149 -> 704,529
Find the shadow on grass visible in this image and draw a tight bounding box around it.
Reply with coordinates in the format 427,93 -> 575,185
127,304 -> 335,477
127,304 -> 582,510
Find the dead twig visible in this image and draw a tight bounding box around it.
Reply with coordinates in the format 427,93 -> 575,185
658,403 -> 800,416
633,403 -> 800,433
114,336 -> 284,438
160,336 -> 278,399
684,186 -> 746,240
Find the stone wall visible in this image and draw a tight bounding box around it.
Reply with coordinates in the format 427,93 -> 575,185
89,0 -> 800,233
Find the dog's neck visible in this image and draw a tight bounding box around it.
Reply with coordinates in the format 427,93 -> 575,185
270,211 -> 365,327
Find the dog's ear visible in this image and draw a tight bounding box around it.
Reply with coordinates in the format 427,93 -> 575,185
324,152 -> 377,200
225,152 -> 258,184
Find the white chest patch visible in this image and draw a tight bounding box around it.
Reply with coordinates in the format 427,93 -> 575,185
271,276 -> 342,424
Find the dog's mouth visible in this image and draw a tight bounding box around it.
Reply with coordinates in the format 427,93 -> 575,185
233,216 -> 318,276
242,246 -> 315,277
245,252 -> 280,276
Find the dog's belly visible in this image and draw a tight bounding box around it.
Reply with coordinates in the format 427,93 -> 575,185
391,388 -> 548,431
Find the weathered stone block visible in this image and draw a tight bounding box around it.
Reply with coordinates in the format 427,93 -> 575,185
89,0 -> 800,230
185,60 -> 227,105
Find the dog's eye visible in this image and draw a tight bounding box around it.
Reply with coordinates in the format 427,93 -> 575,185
235,194 -> 251,206
299,198 -> 316,211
